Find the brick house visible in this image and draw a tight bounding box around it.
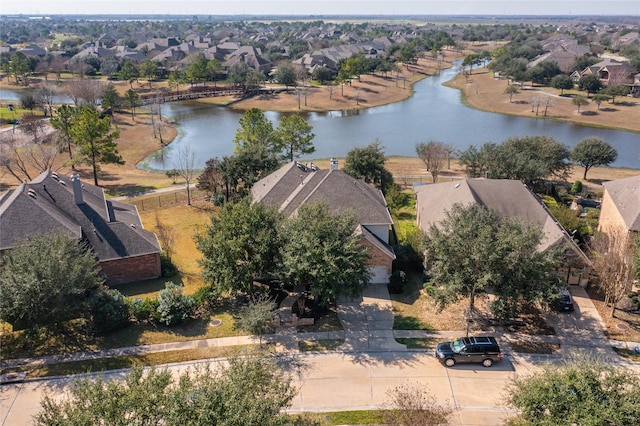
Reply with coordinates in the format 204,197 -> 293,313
252,160 -> 395,283
0,170 -> 162,285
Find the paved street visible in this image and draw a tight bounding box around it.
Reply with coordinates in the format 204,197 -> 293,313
1,284 -> 639,425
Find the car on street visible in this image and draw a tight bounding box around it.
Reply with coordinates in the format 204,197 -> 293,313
435,336 -> 503,367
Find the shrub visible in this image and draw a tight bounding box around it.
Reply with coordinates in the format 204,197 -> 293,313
129,298 -> 160,322
156,282 -> 195,326
160,252 -> 178,277
571,180 -> 583,194
86,286 -> 130,335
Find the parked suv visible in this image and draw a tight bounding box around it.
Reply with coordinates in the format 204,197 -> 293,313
555,288 -> 575,312
435,336 -> 502,367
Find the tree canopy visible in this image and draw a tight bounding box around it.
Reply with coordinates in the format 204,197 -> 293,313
422,204 -> 563,324
233,108 -> 276,153
570,137 -> 618,180
69,107 -> 123,186
274,114 -> 315,162
343,140 -> 394,192
507,354 -> 640,426
0,232 -> 105,330
279,202 -> 371,306
35,356 -> 299,426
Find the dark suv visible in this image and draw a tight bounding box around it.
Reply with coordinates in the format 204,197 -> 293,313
555,289 -> 575,312
435,336 -> 502,367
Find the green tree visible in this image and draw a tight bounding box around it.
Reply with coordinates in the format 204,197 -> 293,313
168,69 -> 186,94
9,51 -> 32,85
35,356 -> 298,426
462,53 -> 482,74
20,90 -> 38,113
507,354 -> 640,426
122,88 -> 140,119
118,60 -> 139,89
457,143 -> 497,178
550,74 -> 574,95
101,83 -> 121,112
603,84 -> 629,104
591,93 -> 609,109
274,114 -> 315,162
503,84 -> 519,102
0,232 -> 105,330
274,62 -> 297,87
186,55 -> 210,86
206,58 -> 222,87
570,137 -> 618,180
196,199 -> 283,298
312,66 -> 332,84
578,74 -> 602,96
233,108 -> 276,153
343,139 -> 394,192
50,104 -> 78,161
70,108 -> 123,186
280,202 -> 371,306
422,204 -> 562,329
572,94 -> 589,113
487,136 -> 570,186
139,59 -> 159,88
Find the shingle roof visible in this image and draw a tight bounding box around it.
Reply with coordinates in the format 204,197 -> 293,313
415,179 -> 587,259
602,175 -> 640,232
252,162 -> 393,227
0,170 -> 161,261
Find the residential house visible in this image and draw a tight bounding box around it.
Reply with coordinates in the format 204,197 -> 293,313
252,160 -> 396,283
222,45 -> 271,73
599,175 -> 640,240
571,59 -> 638,86
0,171 -> 162,285
415,179 -> 591,285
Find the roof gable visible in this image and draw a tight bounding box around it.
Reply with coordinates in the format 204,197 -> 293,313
603,175 -> 640,232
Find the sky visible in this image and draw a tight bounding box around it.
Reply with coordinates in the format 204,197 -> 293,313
2,0 -> 639,16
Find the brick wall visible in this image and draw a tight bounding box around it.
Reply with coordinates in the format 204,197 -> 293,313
598,189 -> 629,235
359,237 -> 393,274
100,253 -> 162,286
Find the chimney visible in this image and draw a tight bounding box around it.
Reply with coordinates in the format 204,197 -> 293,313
71,174 -> 84,205
330,158 -> 338,171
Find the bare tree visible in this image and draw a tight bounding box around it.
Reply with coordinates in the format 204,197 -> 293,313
530,95 -> 541,115
0,121 -> 58,183
64,79 -> 104,107
36,83 -> 57,117
175,144 -> 197,206
383,383 -> 452,425
154,212 -> 177,261
591,229 -> 637,317
416,141 -> 448,183
543,95 -> 554,117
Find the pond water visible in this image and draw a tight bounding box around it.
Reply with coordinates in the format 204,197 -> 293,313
142,63 -> 640,170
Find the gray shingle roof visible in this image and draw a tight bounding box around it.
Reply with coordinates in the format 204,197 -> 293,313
602,175 -> 640,232
252,162 -> 393,227
0,170 -> 161,261
415,179 -> 587,259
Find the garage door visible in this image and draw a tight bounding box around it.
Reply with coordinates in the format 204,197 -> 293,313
369,266 -> 390,284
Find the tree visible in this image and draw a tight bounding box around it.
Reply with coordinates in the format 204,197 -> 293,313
168,69 -> 186,95
422,204 -> 562,331
69,108 -> 123,186
591,93 -> 609,110
578,74 -> 602,96
343,139 -> 394,192
572,94 -> 589,114
591,229 -> 636,318
383,383 -> 452,426
487,136 -> 570,186
101,83 -> 121,112
507,354 -> 640,426
274,114 -> 315,162
233,108 -> 276,153
118,60 -> 139,89
274,62 -> 296,88
462,53 -> 482,74
604,84 -> 629,104
0,232 -> 105,330
20,90 -> 38,113
550,74 -> 574,95
139,59 -> 159,88
186,55 -> 210,86
63,79 -> 104,108
416,141 -> 448,183
50,104 -> 78,161
35,82 -> 57,117
9,51 -> 32,85
196,157 -> 224,199
457,144 -> 496,178
35,356 -> 298,426
175,144 -> 197,206
570,137 -> 618,180
503,84 -> 519,102
206,58 -> 222,87
312,66 -> 332,84
220,146 -> 281,200
122,89 -> 140,119
280,202 -> 371,307
196,199 -> 283,298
